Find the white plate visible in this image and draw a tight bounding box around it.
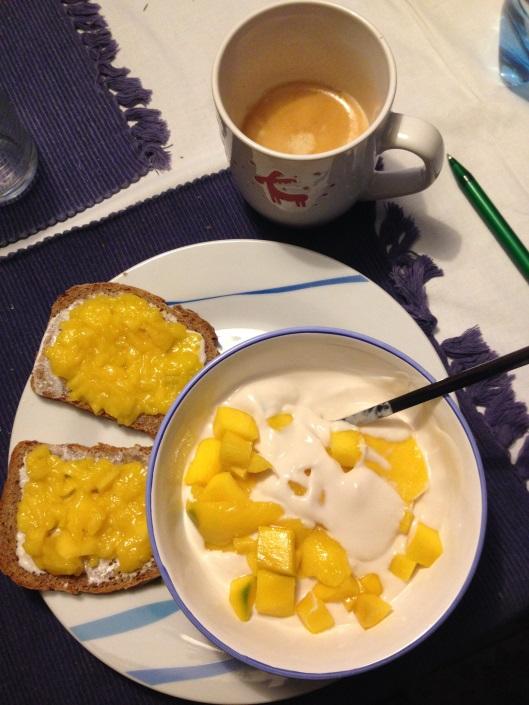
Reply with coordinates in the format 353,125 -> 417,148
10,239 -> 447,704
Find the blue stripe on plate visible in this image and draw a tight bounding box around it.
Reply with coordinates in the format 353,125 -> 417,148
71,599 -> 178,641
167,274 -> 368,305
127,658 -> 243,685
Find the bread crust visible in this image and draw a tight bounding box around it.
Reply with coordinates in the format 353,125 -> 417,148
0,441 -> 159,594
31,283 -> 219,437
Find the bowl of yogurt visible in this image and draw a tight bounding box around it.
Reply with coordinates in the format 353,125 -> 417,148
147,327 -> 486,679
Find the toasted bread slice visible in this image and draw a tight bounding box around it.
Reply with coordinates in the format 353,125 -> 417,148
31,282 -> 219,437
0,441 -> 159,594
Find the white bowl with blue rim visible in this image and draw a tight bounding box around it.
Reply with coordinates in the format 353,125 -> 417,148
147,327 -> 486,679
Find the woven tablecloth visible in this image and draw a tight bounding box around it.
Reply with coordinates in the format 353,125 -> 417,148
0,0 -> 170,247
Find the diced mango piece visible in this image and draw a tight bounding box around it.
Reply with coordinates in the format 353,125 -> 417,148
229,574 -> 256,622
184,438 -> 221,485
247,453 -> 273,474
277,518 -> 313,546
201,472 -> 248,503
328,430 -> 363,470
267,413 -> 293,430
230,466 -> 248,480
399,509 -> 414,534
255,569 -> 296,617
220,431 -> 253,469
359,573 -> 383,596
313,574 -> 360,602
288,480 -> 307,496
257,525 -> 296,576
343,595 -> 357,612
235,474 -> 258,494
190,484 -> 204,500
389,553 -> 417,582
233,536 -> 257,554
363,434 -> 428,503
406,522 -> 443,567
246,550 -> 258,574
296,591 -> 335,634
295,546 -> 303,571
186,500 -> 283,547
353,593 -> 392,629
213,406 -> 259,442
299,528 -> 351,587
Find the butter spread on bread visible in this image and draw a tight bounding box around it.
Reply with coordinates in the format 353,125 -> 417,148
31,283 -> 219,437
0,441 -> 159,594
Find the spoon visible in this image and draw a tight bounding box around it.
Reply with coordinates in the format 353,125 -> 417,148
342,345 -> 529,426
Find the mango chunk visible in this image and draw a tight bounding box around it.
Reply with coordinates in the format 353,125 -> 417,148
277,518 -> 313,546
186,500 -> 283,547
235,474 -> 258,494
299,528 -> 351,587
343,596 -> 357,612
288,480 -> 307,496
359,573 -> 383,596
296,591 -> 335,634
184,438 -> 221,485
313,575 -> 360,602
247,452 -> 272,474
55,531 -> 96,560
213,406 -> 259,442
220,431 -> 253,469
190,484 -> 204,500
229,465 -> 248,480
328,430 -> 363,469
389,553 -> 417,582
399,509 -> 414,534
267,413 -> 293,430
233,536 -> 257,554
201,472 -> 248,503
229,574 -> 256,622
246,550 -> 258,574
255,569 -> 296,617
363,434 -> 428,503
23,529 -> 47,557
406,522 -> 443,567
257,525 -> 296,576
353,593 -> 392,629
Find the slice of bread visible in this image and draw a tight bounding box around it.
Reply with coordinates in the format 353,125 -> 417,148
31,282 -> 219,437
0,441 -> 159,594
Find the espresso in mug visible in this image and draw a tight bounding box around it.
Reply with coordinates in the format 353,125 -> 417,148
241,81 -> 369,155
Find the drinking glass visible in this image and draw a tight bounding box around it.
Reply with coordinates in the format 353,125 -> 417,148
499,0 -> 529,100
0,86 -> 37,205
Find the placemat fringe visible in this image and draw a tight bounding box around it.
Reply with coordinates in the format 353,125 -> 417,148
380,203 -> 443,335
62,0 -> 170,170
516,436 -> 529,480
442,328 -> 529,467
378,204 -> 529,470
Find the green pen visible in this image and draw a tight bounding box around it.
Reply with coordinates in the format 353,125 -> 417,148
447,154 -> 529,283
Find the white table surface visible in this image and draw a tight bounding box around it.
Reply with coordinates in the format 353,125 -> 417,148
4,0 -> 529,455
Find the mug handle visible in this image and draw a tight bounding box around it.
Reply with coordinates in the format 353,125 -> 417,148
362,112 -> 444,200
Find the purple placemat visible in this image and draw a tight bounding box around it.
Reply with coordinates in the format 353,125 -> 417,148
0,0 -> 170,247
1,170 -> 529,705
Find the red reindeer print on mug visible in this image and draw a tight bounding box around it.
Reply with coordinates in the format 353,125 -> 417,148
254,170 -> 308,207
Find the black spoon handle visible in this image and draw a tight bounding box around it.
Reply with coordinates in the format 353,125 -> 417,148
343,345 -> 529,425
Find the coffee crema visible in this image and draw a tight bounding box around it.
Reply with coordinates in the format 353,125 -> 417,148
241,81 -> 369,155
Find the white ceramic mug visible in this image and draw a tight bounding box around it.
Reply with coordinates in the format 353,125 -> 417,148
212,1 -> 444,227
